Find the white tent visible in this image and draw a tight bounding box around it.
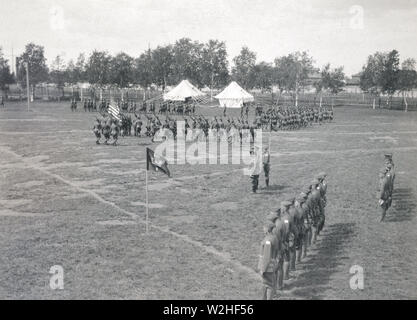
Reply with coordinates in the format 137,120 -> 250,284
215,81 -> 254,108
163,79 -> 205,101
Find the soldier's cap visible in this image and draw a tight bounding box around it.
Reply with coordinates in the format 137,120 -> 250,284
310,178 -> 320,186
315,172 -> 327,180
264,222 -> 275,233
384,153 -> 393,158
266,211 -> 279,222
303,185 -> 312,194
281,200 -> 293,208
284,196 -> 295,204
296,192 -> 308,201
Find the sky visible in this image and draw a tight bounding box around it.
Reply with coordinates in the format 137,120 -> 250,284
1,0 -> 417,76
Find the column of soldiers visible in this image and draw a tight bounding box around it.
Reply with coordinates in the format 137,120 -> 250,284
378,153 -> 395,222
258,172 -> 328,300
93,115 -> 121,146
252,104 -> 334,131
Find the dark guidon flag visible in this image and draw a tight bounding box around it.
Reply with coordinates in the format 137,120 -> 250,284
146,148 -> 171,177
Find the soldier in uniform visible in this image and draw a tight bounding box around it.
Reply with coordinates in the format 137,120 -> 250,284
93,118 -> 102,144
287,202 -> 299,272
315,172 -> 327,235
294,192 -> 308,263
102,118 -> 111,144
110,119 -> 120,146
258,222 -> 279,300
250,147 -> 262,193
262,147 -> 271,188
279,200 -> 293,283
379,167 -> 392,221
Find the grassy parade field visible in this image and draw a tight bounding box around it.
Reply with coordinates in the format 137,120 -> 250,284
0,101 -> 417,299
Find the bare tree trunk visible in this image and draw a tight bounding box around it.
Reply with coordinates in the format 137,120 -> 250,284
404,92 -> 408,112
373,97 -> 375,109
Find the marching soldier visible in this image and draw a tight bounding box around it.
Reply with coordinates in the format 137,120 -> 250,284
110,119 -> 120,146
262,147 -> 271,188
93,118 -> 102,144
258,222 -> 279,300
102,118 -> 111,144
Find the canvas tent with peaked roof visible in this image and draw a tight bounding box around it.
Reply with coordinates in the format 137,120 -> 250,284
163,79 -> 205,102
215,81 -> 254,108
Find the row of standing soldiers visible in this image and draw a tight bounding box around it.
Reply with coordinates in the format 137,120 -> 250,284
72,98 -> 197,115
258,173 -> 328,299
250,105 -> 334,130
378,153 -> 395,222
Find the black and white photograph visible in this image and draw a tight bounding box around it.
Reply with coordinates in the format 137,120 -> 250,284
0,0 -> 416,303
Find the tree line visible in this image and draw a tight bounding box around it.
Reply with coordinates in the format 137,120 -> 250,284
359,50 -> 417,111
1,40 -> 417,109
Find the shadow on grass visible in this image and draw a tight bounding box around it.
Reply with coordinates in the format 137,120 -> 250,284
385,187 -> 416,223
285,222 -> 356,299
260,184 -> 289,193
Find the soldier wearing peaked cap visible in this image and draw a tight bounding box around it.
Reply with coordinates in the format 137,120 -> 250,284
294,192 -> 308,263
262,147 -> 271,188
315,173 -> 327,234
309,179 -> 321,244
258,223 -> 279,300
249,147 -> 262,193
288,202 -> 299,272
278,199 -> 294,283
379,168 -> 392,222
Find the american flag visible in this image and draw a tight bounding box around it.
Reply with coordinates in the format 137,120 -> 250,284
108,104 -> 121,121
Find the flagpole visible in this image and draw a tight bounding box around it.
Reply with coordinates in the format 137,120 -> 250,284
145,168 -> 149,233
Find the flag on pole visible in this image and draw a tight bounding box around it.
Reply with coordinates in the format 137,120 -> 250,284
108,104 -> 121,121
146,148 -> 171,177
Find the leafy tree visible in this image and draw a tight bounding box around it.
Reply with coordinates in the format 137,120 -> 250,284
16,43 -> 49,96
398,58 -> 417,112
201,40 -> 229,97
0,47 -> 14,95
232,46 -> 256,89
151,45 -> 174,90
249,62 -> 274,92
49,55 -> 67,98
171,38 -> 204,87
360,50 -> 400,108
110,52 -> 134,87
85,50 -> 111,87
316,63 -> 345,106
274,51 -> 315,106
134,50 -> 153,99
381,50 -> 400,108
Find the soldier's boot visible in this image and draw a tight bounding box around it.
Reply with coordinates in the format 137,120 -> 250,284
96,139 -> 100,145
302,234 -> 309,258
296,246 -> 302,263
380,208 -> 387,222
276,265 -> 284,290
283,261 -> 291,280
265,178 -> 269,188
290,248 -> 296,270
312,228 -> 318,244
261,286 -> 268,300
